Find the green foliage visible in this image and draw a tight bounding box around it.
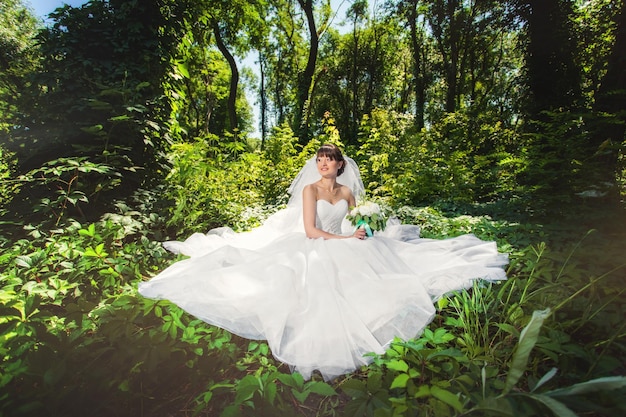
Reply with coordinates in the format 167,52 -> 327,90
161,126 -> 322,236
14,157 -> 121,226
0,1 -> 624,415
0,189 -> 243,416
0,144 -> 18,210
162,138 -> 267,234
314,17 -> 407,144
0,170 -> 624,416
1,0 -> 206,213
336,219 -> 625,417
341,294 -> 624,416
355,109 -> 525,208
164,34 -> 254,139
259,122 -> 306,204
0,0 -> 40,133
355,108 -> 416,199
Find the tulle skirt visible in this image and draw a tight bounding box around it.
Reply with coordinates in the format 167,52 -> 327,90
138,225 -> 508,380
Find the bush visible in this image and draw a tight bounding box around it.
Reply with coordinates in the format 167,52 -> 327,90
0,144 -> 18,213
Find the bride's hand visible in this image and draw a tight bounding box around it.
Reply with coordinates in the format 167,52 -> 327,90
353,227 -> 367,240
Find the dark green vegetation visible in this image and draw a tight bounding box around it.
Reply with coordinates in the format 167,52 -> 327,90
1,0 -> 625,416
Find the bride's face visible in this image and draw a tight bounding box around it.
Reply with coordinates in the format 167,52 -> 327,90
316,156 -> 342,177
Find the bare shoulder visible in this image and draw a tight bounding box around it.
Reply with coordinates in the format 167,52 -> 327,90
339,184 -> 353,198
303,183 -> 318,197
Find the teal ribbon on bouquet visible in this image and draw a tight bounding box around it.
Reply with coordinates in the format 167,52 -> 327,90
356,219 -> 373,237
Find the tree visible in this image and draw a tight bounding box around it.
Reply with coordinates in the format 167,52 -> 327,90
313,18 -> 405,145
518,0 -> 583,114
293,0 -> 333,143
347,0 -> 369,141
590,0 -> 626,200
199,0 -> 267,139
0,0 -> 40,133
294,0 -> 320,143
399,0 -> 431,129
171,35 -> 241,139
27,0 -> 179,169
261,0 -> 306,129
427,0 -> 465,113
213,19 -> 241,135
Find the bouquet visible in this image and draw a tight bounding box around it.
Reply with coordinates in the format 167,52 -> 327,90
346,201 -> 386,237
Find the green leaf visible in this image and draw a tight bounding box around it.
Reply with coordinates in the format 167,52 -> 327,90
307,381 -> 337,396
291,389 -> 309,403
277,373 -> 296,388
367,371 -> 383,392
472,397 -> 515,416
390,373 -> 410,390
176,60 -> 190,78
517,393 -> 578,417
109,115 -> 131,122
385,359 -> 409,372
135,81 -> 150,90
84,243 -> 107,258
430,385 -> 464,412
80,124 -> 104,134
427,347 -> 464,360
234,375 -> 260,405
532,367 -> 558,392
341,379 -> 367,398
15,256 -> 32,268
496,323 -> 519,336
413,384 -> 430,398
220,404 -> 240,417
265,381 -> 277,405
545,376 -> 626,398
503,308 -> 551,394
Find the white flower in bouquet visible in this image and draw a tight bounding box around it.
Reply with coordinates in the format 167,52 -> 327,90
347,201 -> 387,237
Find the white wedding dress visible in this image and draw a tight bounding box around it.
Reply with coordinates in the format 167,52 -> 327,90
138,158 -> 508,381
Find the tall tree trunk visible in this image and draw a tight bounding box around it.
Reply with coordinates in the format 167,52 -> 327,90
408,0 -> 425,129
295,0 -> 319,144
351,17 -> 359,144
274,54 -> 286,125
524,0 -> 582,114
445,0 -> 460,113
213,20 -> 239,137
429,0 -> 461,113
259,51 -> 268,148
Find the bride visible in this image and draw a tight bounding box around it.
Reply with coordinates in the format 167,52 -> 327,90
138,144 -> 508,381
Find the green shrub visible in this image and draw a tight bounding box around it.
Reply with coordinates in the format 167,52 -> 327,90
0,145 -> 18,211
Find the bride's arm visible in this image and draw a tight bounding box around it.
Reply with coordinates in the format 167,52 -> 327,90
302,185 -> 364,240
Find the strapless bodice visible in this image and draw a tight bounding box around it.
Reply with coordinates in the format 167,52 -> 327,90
316,199 -> 348,234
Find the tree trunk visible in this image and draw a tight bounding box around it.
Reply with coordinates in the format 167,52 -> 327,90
351,16 -> 359,144
259,51 -> 268,147
213,20 -> 239,136
445,0 -> 460,113
295,0 -> 319,144
524,0 -> 582,114
429,0 -> 461,114
408,0 -> 425,129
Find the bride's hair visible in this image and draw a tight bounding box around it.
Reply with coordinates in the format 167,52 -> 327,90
317,144 -> 346,176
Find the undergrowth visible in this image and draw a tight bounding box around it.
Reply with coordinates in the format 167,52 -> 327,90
1,190 -> 624,416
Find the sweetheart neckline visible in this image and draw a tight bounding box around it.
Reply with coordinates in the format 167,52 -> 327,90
317,199 -> 348,207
